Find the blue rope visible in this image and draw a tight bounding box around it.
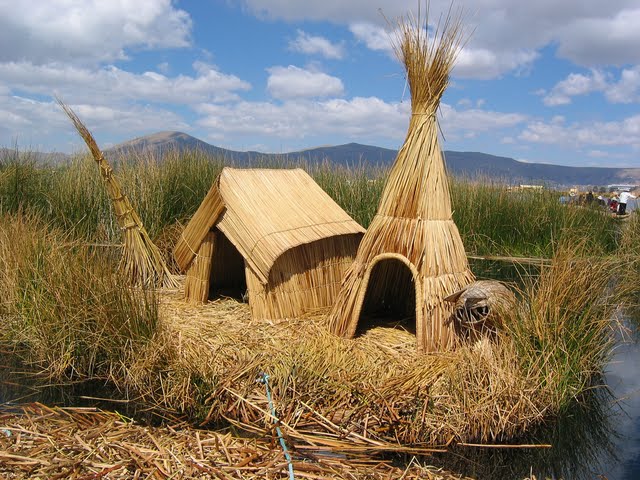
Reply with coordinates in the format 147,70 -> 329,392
258,373 -> 295,480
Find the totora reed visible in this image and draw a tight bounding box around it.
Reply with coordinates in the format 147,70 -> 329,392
57,99 -> 177,288
328,9 -> 474,352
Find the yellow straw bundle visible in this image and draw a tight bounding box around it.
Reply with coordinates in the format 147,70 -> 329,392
328,9 -> 473,352
175,168 -> 365,318
58,100 -> 177,288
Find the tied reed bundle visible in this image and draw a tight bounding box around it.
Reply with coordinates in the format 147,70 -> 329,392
328,8 -> 473,352
57,99 -> 177,288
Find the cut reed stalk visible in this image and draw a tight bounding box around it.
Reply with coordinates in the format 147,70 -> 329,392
0,403 -> 473,480
57,99 -> 177,288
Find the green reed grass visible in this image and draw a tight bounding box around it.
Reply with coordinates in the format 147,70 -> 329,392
0,213 -> 158,384
0,147 -> 623,260
507,237 -> 636,412
451,179 -> 619,257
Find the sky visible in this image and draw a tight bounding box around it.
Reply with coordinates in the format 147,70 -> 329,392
1,1 -> 640,167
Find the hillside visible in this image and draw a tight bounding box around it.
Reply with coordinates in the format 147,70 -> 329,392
93,131 -> 640,186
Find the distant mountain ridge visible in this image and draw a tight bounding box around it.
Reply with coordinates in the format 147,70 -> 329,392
89,131 -> 640,187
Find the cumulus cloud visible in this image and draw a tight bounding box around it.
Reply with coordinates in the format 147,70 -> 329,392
0,61 -> 250,105
455,47 -> 539,80
543,67 -> 640,105
607,65 -> 640,104
195,97 -> 409,148
0,94 -> 188,151
240,0 -> 640,76
543,70 -> 609,106
556,8 -> 640,66
349,22 -> 393,54
266,65 -> 344,99
519,115 -> 640,149
349,21 -> 539,79
0,0 -> 192,65
289,30 -> 345,59
439,104 -> 528,138
192,94 -> 528,153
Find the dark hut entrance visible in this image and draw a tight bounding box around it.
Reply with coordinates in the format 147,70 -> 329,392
356,255 -> 419,336
208,230 -> 247,301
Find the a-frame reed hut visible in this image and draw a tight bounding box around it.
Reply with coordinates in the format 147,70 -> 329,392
328,12 -> 474,353
175,168 -> 365,320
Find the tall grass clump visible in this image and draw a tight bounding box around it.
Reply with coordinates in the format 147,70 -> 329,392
0,148 -> 44,214
507,237 -> 635,412
310,161 -> 386,227
0,145 -> 624,261
452,178 -> 619,257
0,213 -> 158,384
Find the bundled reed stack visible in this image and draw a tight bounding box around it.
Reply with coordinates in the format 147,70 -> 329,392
328,11 -> 473,352
175,168 -> 365,318
58,100 -> 177,288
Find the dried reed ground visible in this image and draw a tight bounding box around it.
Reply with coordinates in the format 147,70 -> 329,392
0,403 -> 473,480
124,238 -> 629,453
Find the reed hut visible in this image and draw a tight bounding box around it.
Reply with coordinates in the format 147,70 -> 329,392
174,168 -> 365,319
328,12 -> 474,352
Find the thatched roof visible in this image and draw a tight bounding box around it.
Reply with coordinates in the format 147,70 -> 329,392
175,168 -> 365,284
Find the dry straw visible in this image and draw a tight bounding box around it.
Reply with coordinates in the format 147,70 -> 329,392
328,8 -> 474,352
175,168 -> 364,319
0,403 -> 472,479
58,99 -> 177,288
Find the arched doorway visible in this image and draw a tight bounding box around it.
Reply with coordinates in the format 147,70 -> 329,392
352,254 -> 422,337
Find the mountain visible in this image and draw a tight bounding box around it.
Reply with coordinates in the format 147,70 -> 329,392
0,147 -> 69,164
108,131 -> 640,187
110,131 -> 264,163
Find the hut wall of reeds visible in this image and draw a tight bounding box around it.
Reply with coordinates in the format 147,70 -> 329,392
175,168 -> 365,319
328,12 -> 474,352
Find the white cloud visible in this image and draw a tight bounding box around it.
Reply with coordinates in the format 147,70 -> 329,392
556,8 -> 640,66
349,22 -> 393,54
544,70 -> 609,106
519,115 -> 640,150
196,97 -> 407,145
607,65 -> 640,104
266,65 -> 344,99
544,67 -> 640,106
193,94 -> 527,152
349,21 -> 538,79
0,61 -> 250,105
454,47 -> 539,80
240,1 -> 640,76
439,103 -> 528,139
0,94 -> 188,151
0,0 -> 192,65
289,30 -> 345,59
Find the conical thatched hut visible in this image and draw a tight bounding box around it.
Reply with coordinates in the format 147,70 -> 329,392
174,168 -> 365,319
328,12 -> 474,352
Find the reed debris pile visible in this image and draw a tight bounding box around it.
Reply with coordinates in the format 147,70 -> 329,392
0,403 -> 471,480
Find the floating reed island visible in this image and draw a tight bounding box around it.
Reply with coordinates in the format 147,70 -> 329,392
1,6 -> 636,476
